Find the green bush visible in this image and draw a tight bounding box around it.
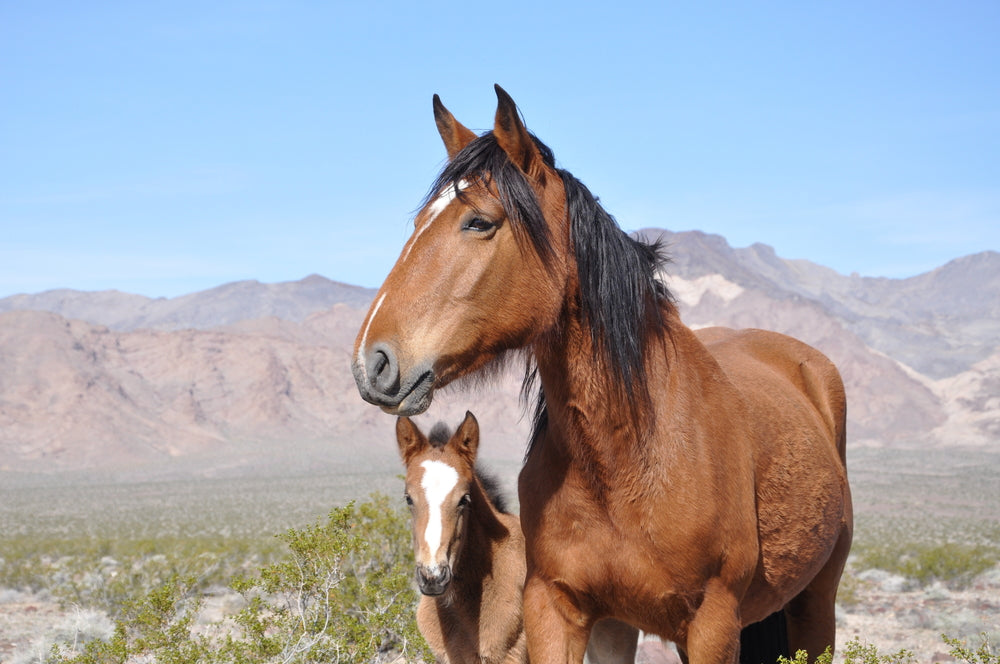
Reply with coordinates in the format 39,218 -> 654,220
777,638 -> 913,664
944,633 -> 999,664
50,493 -> 432,664
0,535 -> 279,614
853,541 -> 998,589
775,634 -> 998,664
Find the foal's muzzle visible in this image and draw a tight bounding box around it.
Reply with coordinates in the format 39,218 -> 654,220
416,564 -> 453,596
352,343 -> 435,415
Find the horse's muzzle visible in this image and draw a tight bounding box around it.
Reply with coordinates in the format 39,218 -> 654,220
352,343 -> 435,415
416,564 -> 452,596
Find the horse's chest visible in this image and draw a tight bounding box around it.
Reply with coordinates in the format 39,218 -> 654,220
526,485 -> 703,584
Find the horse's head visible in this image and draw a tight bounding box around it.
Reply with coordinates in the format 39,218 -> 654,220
396,411 -> 481,596
354,85 -> 572,415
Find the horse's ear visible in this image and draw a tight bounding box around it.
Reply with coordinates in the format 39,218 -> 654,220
454,411 -> 480,463
434,94 -> 477,160
493,84 -> 545,180
396,416 -> 427,463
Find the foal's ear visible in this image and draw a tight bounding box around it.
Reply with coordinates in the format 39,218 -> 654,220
453,411 -> 480,463
396,417 -> 427,463
493,84 -> 545,180
433,94 -> 477,160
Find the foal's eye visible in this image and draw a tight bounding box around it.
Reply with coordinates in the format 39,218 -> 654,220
462,217 -> 495,233
404,494 -> 413,507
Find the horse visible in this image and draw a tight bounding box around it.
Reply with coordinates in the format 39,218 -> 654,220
356,85 -> 853,664
395,411 -> 640,664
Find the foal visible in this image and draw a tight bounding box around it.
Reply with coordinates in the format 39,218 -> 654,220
396,412 -> 638,664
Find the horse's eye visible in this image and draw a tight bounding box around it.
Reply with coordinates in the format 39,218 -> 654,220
404,493 -> 413,507
458,494 -> 472,509
463,217 -> 495,233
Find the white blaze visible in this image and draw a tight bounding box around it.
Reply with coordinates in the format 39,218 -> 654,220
419,459 -> 459,566
355,292 -> 386,375
399,179 -> 470,265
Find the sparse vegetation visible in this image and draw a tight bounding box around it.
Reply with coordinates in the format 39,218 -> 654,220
775,633 -> 998,664
777,638 -> 914,664
2,493 -> 431,664
3,456 -> 999,662
944,633 -> 1000,664
852,540 -> 999,589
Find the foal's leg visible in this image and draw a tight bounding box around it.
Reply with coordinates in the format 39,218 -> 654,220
784,523 -> 852,659
523,576 -> 592,664
585,618 -> 639,664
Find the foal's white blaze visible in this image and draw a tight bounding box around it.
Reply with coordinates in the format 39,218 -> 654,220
419,459 -> 459,567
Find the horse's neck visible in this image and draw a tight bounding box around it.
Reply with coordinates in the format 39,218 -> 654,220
532,304 -> 707,463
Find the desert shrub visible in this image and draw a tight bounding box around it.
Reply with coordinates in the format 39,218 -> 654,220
776,638 -> 913,664
774,635 -> 999,664
0,534 -> 279,612
51,493 -> 432,664
944,633 -> 1000,664
776,645 -> 833,664
853,541 -> 998,589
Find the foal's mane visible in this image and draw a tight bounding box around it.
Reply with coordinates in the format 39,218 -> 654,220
426,421 -> 510,514
426,131 -> 675,436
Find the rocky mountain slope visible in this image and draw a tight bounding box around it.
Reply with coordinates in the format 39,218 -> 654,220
0,231 -> 996,476
0,274 -> 376,332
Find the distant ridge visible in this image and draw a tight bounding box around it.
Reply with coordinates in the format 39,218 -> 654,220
644,230 -> 1000,379
1,233 -> 996,477
0,274 -> 376,332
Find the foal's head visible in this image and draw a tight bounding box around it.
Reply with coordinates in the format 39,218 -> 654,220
396,411 -> 482,596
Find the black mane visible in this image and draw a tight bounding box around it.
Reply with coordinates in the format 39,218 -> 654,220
427,421 -> 452,447
476,466 -> 510,514
428,130 -> 674,427
558,168 -> 674,401
425,132 -> 555,264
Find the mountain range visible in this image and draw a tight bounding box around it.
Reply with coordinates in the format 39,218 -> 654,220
1,230 -> 997,478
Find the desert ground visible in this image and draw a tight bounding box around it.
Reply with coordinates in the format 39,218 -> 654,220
2,446 -> 998,663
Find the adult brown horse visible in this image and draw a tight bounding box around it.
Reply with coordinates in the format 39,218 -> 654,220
353,86 -> 853,664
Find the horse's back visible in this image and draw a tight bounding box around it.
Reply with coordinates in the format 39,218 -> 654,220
695,326 -> 846,461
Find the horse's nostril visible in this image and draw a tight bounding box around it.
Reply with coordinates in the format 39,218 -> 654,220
372,348 -> 400,395
372,350 -> 388,376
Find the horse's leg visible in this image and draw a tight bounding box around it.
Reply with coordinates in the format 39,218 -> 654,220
683,583 -> 742,664
784,522 -> 853,659
585,618 -> 639,664
523,576 -> 592,664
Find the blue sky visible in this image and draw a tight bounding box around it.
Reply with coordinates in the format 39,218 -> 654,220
1,2 -> 998,298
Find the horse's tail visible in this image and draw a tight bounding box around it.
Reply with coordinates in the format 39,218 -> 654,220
739,610 -> 789,664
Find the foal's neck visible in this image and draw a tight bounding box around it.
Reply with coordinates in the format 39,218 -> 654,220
452,476 -> 513,588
